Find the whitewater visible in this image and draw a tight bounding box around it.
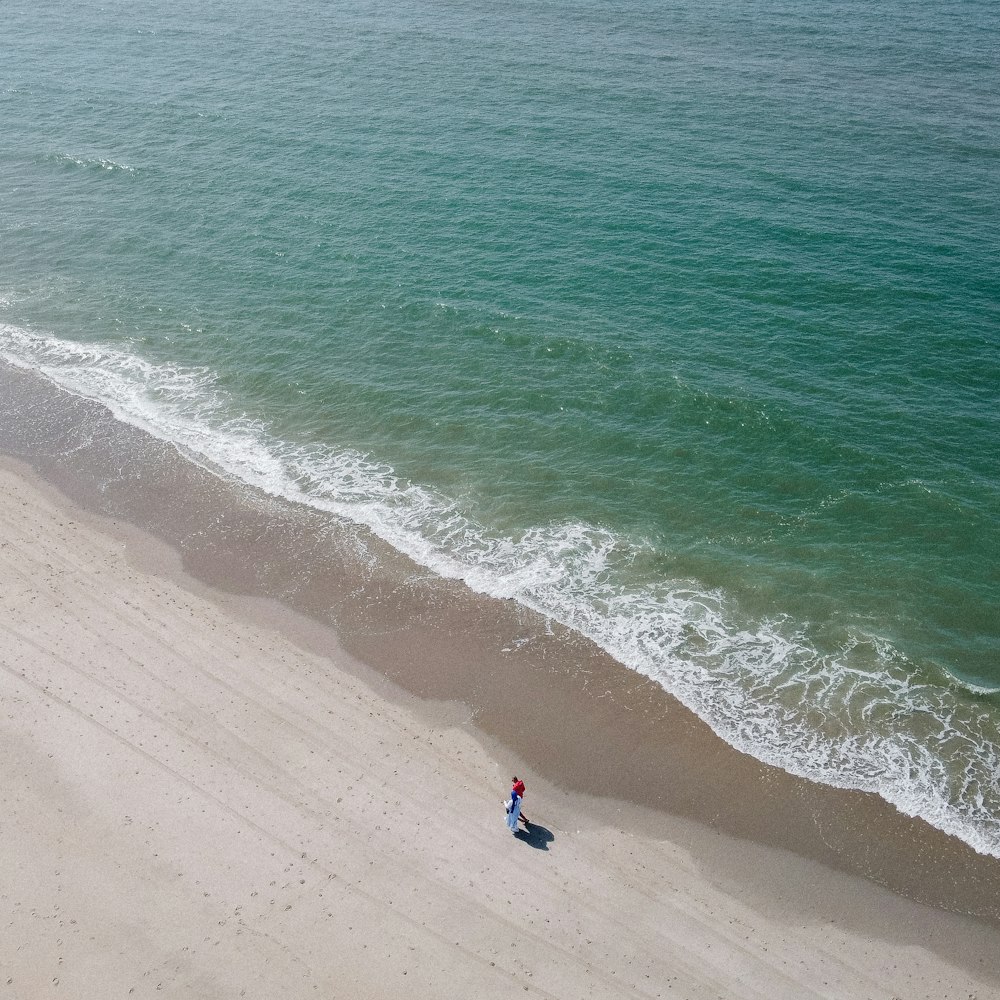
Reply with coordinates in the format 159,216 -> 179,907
3,321 -> 998,858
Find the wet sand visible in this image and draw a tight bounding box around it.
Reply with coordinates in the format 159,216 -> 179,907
2,360 -> 1000,997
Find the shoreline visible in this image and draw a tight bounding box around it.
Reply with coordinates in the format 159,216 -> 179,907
2,359 -> 1000,908
4,462 -> 1000,999
2,362 -> 1000,994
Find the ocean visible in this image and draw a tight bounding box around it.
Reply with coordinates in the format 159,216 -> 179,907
2,0 -> 998,853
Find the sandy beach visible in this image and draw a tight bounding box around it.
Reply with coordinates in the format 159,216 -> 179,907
4,0 -> 1000,992
2,451 -> 1000,1000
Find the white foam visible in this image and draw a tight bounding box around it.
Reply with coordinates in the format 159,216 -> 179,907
945,674 -> 1000,696
3,321 -> 999,857
51,153 -> 138,175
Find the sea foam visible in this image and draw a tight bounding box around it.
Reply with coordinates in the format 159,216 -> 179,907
49,153 -> 139,175
2,322 -> 999,857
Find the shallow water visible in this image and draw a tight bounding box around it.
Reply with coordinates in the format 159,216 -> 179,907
2,0 -> 998,852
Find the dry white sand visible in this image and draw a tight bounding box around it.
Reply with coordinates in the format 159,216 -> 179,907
2,460 -> 998,1000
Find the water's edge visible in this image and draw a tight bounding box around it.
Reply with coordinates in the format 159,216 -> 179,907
3,357 -> 1000,925
2,326 -> 999,860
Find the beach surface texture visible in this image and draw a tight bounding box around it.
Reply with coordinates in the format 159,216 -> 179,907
3,0 -> 1000,994
3,458 -> 999,999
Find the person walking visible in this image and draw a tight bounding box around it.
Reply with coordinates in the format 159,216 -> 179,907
505,775 -> 530,833
505,785 -> 521,833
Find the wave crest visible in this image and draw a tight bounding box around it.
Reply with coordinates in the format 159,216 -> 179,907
49,153 -> 138,175
2,321 -> 999,856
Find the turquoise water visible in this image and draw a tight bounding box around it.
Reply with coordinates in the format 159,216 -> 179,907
2,0 -> 999,851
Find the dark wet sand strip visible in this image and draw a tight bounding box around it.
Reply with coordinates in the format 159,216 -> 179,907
2,358 -> 999,994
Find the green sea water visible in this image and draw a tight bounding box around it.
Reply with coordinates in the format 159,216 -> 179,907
2,0 -> 999,851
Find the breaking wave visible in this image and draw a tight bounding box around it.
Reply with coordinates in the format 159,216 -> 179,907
3,321 -> 999,857
49,153 -> 139,175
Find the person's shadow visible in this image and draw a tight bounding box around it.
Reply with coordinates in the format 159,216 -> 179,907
515,823 -> 555,850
